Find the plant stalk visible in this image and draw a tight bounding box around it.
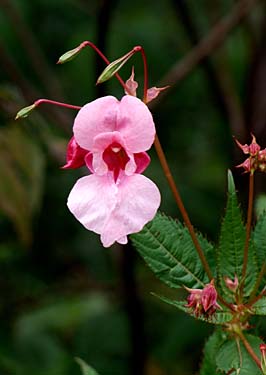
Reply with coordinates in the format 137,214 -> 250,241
153,135 -> 213,281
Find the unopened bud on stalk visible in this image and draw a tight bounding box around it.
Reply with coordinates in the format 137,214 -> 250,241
15,104 -> 36,120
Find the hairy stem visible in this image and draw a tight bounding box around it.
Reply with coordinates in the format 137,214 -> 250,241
238,331 -> 261,369
153,135 -> 213,281
240,173 -> 254,295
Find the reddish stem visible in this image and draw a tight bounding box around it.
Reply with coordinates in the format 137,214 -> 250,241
138,47 -> 149,103
34,99 -> 81,111
76,41 -> 128,92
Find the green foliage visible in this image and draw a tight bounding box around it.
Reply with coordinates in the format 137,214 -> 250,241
131,212 -> 214,289
0,124 -> 45,245
216,171 -> 257,296
216,334 -> 261,375
153,294 -> 233,325
251,297 -> 266,315
76,358 -> 100,375
253,212 -> 266,271
200,330 -> 226,375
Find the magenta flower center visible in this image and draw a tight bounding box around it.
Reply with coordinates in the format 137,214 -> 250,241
103,142 -> 130,181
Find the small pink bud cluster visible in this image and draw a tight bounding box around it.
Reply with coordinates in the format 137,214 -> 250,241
185,280 -> 221,317
235,134 -> 266,174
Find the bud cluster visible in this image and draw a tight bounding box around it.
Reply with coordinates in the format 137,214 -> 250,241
235,134 -> 266,174
185,280 -> 221,318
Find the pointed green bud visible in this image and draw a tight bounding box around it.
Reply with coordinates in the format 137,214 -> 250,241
97,50 -> 135,84
57,47 -> 81,64
227,169 -> 235,194
15,104 -> 36,120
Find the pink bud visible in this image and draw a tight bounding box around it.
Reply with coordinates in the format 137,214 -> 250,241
224,275 -> 239,292
249,134 -> 260,156
201,281 -> 219,312
259,149 -> 266,162
146,86 -> 170,103
234,138 -> 250,154
125,67 -> 138,97
236,158 -> 252,173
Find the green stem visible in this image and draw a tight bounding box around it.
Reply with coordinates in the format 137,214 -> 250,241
240,173 -> 254,296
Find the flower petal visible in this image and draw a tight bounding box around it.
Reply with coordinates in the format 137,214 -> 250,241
73,96 -> 119,150
117,95 -> 155,152
62,136 -> 88,169
67,173 -> 160,248
101,174 -> 160,247
73,95 -> 155,153
67,174 -> 117,235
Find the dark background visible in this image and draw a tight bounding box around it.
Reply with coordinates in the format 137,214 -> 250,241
0,0 -> 266,374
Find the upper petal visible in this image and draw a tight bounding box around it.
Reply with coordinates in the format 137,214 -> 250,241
73,95 -> 156,153
101,174 -> 161,247
117,95 -> 156,152
73,96 -> 119,150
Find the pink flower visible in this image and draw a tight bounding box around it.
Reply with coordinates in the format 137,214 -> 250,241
66,95 -> 161,247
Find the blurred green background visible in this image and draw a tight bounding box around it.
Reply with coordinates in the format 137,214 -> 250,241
0,0 -> 266,374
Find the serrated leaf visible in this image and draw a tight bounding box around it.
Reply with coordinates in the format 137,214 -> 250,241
153,294 -> 233,325
216,335 -> 261,374
253,212 -> 266,271
200,330 -> 226,375
217,173 -> 257,297
131,213 -> 214,289
251,297 -> 266,315
75,358 -> 100,375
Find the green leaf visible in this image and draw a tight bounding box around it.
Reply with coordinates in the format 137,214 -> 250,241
216,334 -> 261,374
253,211 -> 266,270
131,213 -> 214,289
216,171 -> 257,296
200,330 -> 226,375
153,294 -> 233,325
97,50 -> 134,84
76,358 -> 100,375
251,297 -> 266,315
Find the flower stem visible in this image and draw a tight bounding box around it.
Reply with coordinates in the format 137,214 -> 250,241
76,41 -> 129,92
85,42 -> 214,282
153,135 -> 213,281
138,47 -> 149,103
238,331 -> 261,370
34,99 -> 81,110
240,173 -> 254,296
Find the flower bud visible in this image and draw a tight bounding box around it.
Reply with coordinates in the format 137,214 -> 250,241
15,104 -> 36,120
57,46 -> 82,64
224,275 -> 238,292
97,49 -> 135,84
